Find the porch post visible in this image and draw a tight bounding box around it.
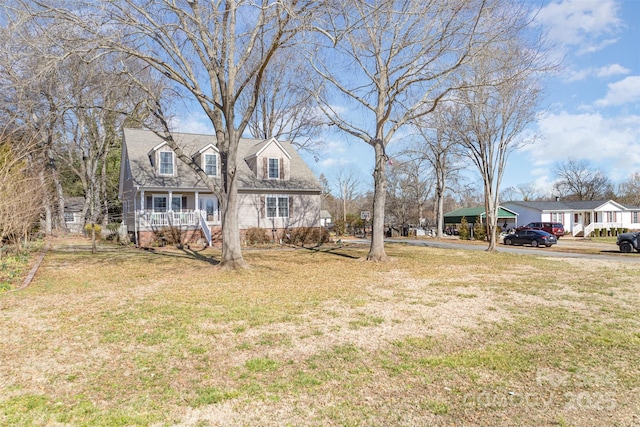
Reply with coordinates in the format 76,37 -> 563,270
168,190 -> 173,226
140,190 -> 145,212
195,191 -> 200,214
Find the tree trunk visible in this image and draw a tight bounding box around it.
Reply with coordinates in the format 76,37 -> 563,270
218,150 -> 248,270
47,145 -> 67,232
367,140 -> 388,262
91,223 -> 97,254
101,150 -> 109,226
39,170 -> 52,236
436,186 -> 445,238
484,183 -> 497,251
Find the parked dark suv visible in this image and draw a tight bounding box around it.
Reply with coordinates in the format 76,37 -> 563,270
616,231 -> 640,253
516,222 -> 565,238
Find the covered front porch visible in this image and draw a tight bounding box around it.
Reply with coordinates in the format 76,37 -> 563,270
571,211 -> 624,237
133,189 -> 222,246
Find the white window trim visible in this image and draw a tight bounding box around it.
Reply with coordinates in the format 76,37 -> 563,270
152,195 -> 168,212
267,157 -> 279,180
204,153 -> 218,177
158,150 -> 175,176
266,195 -> 289,218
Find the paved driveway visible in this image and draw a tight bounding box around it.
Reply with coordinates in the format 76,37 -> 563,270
346,237 -> 640,263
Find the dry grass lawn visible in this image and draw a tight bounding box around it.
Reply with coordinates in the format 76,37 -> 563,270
1,236 -> 639,426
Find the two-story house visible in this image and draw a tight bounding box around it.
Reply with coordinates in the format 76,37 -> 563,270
118,128 -> 323,246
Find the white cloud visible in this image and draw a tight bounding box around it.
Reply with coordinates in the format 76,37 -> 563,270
595,63 -> 630,78
536,0 -> 622,54
523,110 -> 640,171
566,63 -> 630,81
594,76 -> 640,107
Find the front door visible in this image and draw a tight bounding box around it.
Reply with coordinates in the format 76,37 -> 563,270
199,196 -> 219,221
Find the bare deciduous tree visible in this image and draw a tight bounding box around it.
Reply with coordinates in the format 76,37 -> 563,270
31,0 -> 317,269
454,6 -> 551,251
553,159 -> 614,201
411,105 -> 467,237
329,166 -> 365,234
501,182 -> 544,202
0,14 -> 67,234
385,153 -> 434,230
310,0 -> 520,261
245,50 -> 325,153
618,172 -> 640,207
0,128 -> 44,251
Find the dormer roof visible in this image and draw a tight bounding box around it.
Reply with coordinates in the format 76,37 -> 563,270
244,137 -> 292,160
121,128 -> 321,192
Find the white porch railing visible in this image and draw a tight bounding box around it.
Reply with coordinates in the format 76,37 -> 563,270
583,222 -> 624,237
572,223 -> 583,236
138,210 -> 220,228
199,211 -> 212,246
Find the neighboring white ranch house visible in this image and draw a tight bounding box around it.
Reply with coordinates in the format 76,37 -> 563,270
118,128 -> 323,246
502,200 -> 640,237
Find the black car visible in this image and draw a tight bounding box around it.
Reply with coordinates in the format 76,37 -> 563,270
503,229 -> 557,248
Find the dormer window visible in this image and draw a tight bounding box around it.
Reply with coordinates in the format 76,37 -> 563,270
204,153 -> 217,176
268,158 -> 279,179
159,151 -> 174,176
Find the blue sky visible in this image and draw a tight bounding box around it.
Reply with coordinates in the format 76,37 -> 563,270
175,0 -> 640,198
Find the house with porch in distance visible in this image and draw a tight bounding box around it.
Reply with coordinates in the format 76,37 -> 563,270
501,200 -> 640,237
443,206 -> 519,235
118,128 -> 323,247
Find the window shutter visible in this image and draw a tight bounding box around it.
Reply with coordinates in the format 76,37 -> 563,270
263,158 -> 268,179
260,196 -> 265,218
280,158 -> 284,180
146,196 -> 152,210
288,196 -> 293,218
182,196 -> 187,211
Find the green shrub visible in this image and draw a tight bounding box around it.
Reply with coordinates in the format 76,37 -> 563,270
458,217 -> 470,240
473,216 -> 486,241
245,227 -> 270,244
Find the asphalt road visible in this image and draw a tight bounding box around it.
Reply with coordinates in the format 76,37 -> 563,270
344,237 -> 640,263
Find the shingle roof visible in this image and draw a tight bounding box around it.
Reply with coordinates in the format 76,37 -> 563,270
123,128 -> 321,193
444,206 -> 517,224
504,200 -> 630,211
64,197 -> 85,212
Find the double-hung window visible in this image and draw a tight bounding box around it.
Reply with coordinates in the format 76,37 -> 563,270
153,196 -> 168,212
268,158 -> 279,179
633,211 -> 639,223
204,154 -> 217,176
153,195 -> 181,212
266,195 -> 289,218
159,151 -> 174,175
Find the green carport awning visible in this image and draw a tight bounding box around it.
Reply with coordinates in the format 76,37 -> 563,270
444,206 -> 518,224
